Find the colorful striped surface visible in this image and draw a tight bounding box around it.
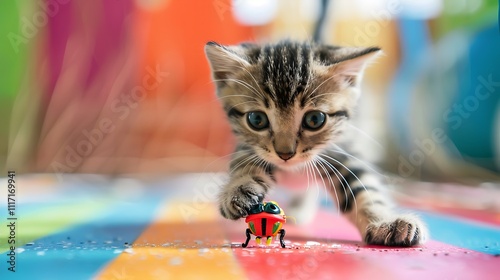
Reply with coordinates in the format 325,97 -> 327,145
0,174 -> 499,280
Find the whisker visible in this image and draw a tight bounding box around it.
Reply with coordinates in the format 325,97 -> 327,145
304,159 -> 312,198
330,144 -> 386,178
329,161 -> 358,218
307,160 -> 320,202
213,78 -> 263,99
226,100 -> 260,112
314,157 -> 340,216
316,159 -> 331,208
304,160 -> 313,193
237,66 -> 267,100
304,73 -> 341,101
240,155 -> 261,176
317,156 -> 352,213
201,149 -> 249,172
320,154 -> 374,207
310,158 -> 326,204
230,154 -> 259,174
309,91 -> 337,102
249,156 -> 266,175
345,124 -> 384,149
212,59 -> 267,101
218,94 -> 259,102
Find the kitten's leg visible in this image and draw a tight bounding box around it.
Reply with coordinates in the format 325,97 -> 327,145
317,150 -> 428,247
219,145 -> 274,220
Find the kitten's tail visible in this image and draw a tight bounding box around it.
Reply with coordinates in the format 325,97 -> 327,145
313,0 -> 331,43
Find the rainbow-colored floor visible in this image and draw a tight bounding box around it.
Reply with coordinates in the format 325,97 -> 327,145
1,174 -> 499,280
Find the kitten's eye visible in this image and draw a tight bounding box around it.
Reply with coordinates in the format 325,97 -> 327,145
302,111 -> 326,130
264,202 -> 281,214
247,111 -> 269,130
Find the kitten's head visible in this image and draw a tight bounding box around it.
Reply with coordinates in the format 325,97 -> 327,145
205,40 -> 380,170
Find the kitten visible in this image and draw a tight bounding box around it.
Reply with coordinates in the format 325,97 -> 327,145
204,40 -> 428,246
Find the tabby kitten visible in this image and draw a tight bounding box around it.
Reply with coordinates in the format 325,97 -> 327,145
204,40 -> 427,246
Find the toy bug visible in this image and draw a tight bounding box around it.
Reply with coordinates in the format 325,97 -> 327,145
242,201 -> 286,248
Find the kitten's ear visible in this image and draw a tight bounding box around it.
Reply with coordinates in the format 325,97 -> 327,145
321,46 -> 382,87
204,41 -> 251,81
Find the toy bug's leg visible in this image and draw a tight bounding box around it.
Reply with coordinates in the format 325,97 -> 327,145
278,229 -> 286,248
242,229 -> 252,248
266,236 -> 272,245
255,236 -> 261,245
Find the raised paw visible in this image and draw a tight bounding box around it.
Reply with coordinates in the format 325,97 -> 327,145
219,180 -> 266,220
364,215 -> 428,247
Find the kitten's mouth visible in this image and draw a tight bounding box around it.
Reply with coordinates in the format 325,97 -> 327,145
269,155 -> 307,171
256,148 -> 309,171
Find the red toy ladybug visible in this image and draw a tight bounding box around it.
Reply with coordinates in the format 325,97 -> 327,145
242,201 -> 286,248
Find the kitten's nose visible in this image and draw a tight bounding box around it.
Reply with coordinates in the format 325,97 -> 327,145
277,151 -> 295,161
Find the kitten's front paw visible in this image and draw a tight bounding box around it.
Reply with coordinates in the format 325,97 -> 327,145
365,214 -> 428,247
219,182 -> 266,220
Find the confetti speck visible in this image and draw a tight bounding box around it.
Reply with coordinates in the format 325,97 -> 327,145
198,248 -> 209,255
124,248 -> 134,254
169,257 -> 183,266
280,250 -> 294,254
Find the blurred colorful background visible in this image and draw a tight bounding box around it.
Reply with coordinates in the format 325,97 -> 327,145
0,0 -> 499,182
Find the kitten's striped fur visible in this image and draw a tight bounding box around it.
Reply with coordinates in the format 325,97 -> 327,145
205,40 -> 427,246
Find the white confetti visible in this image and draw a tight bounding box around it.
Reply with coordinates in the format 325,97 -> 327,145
280,250 -> 294,254
37,251 -> 45,256
113,249 -> 123,254
169,257 -> 183,266
124,248 -> 134,254
16,248 -> 25,253
305,241 -> 321,246
198,248 -> 209,255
